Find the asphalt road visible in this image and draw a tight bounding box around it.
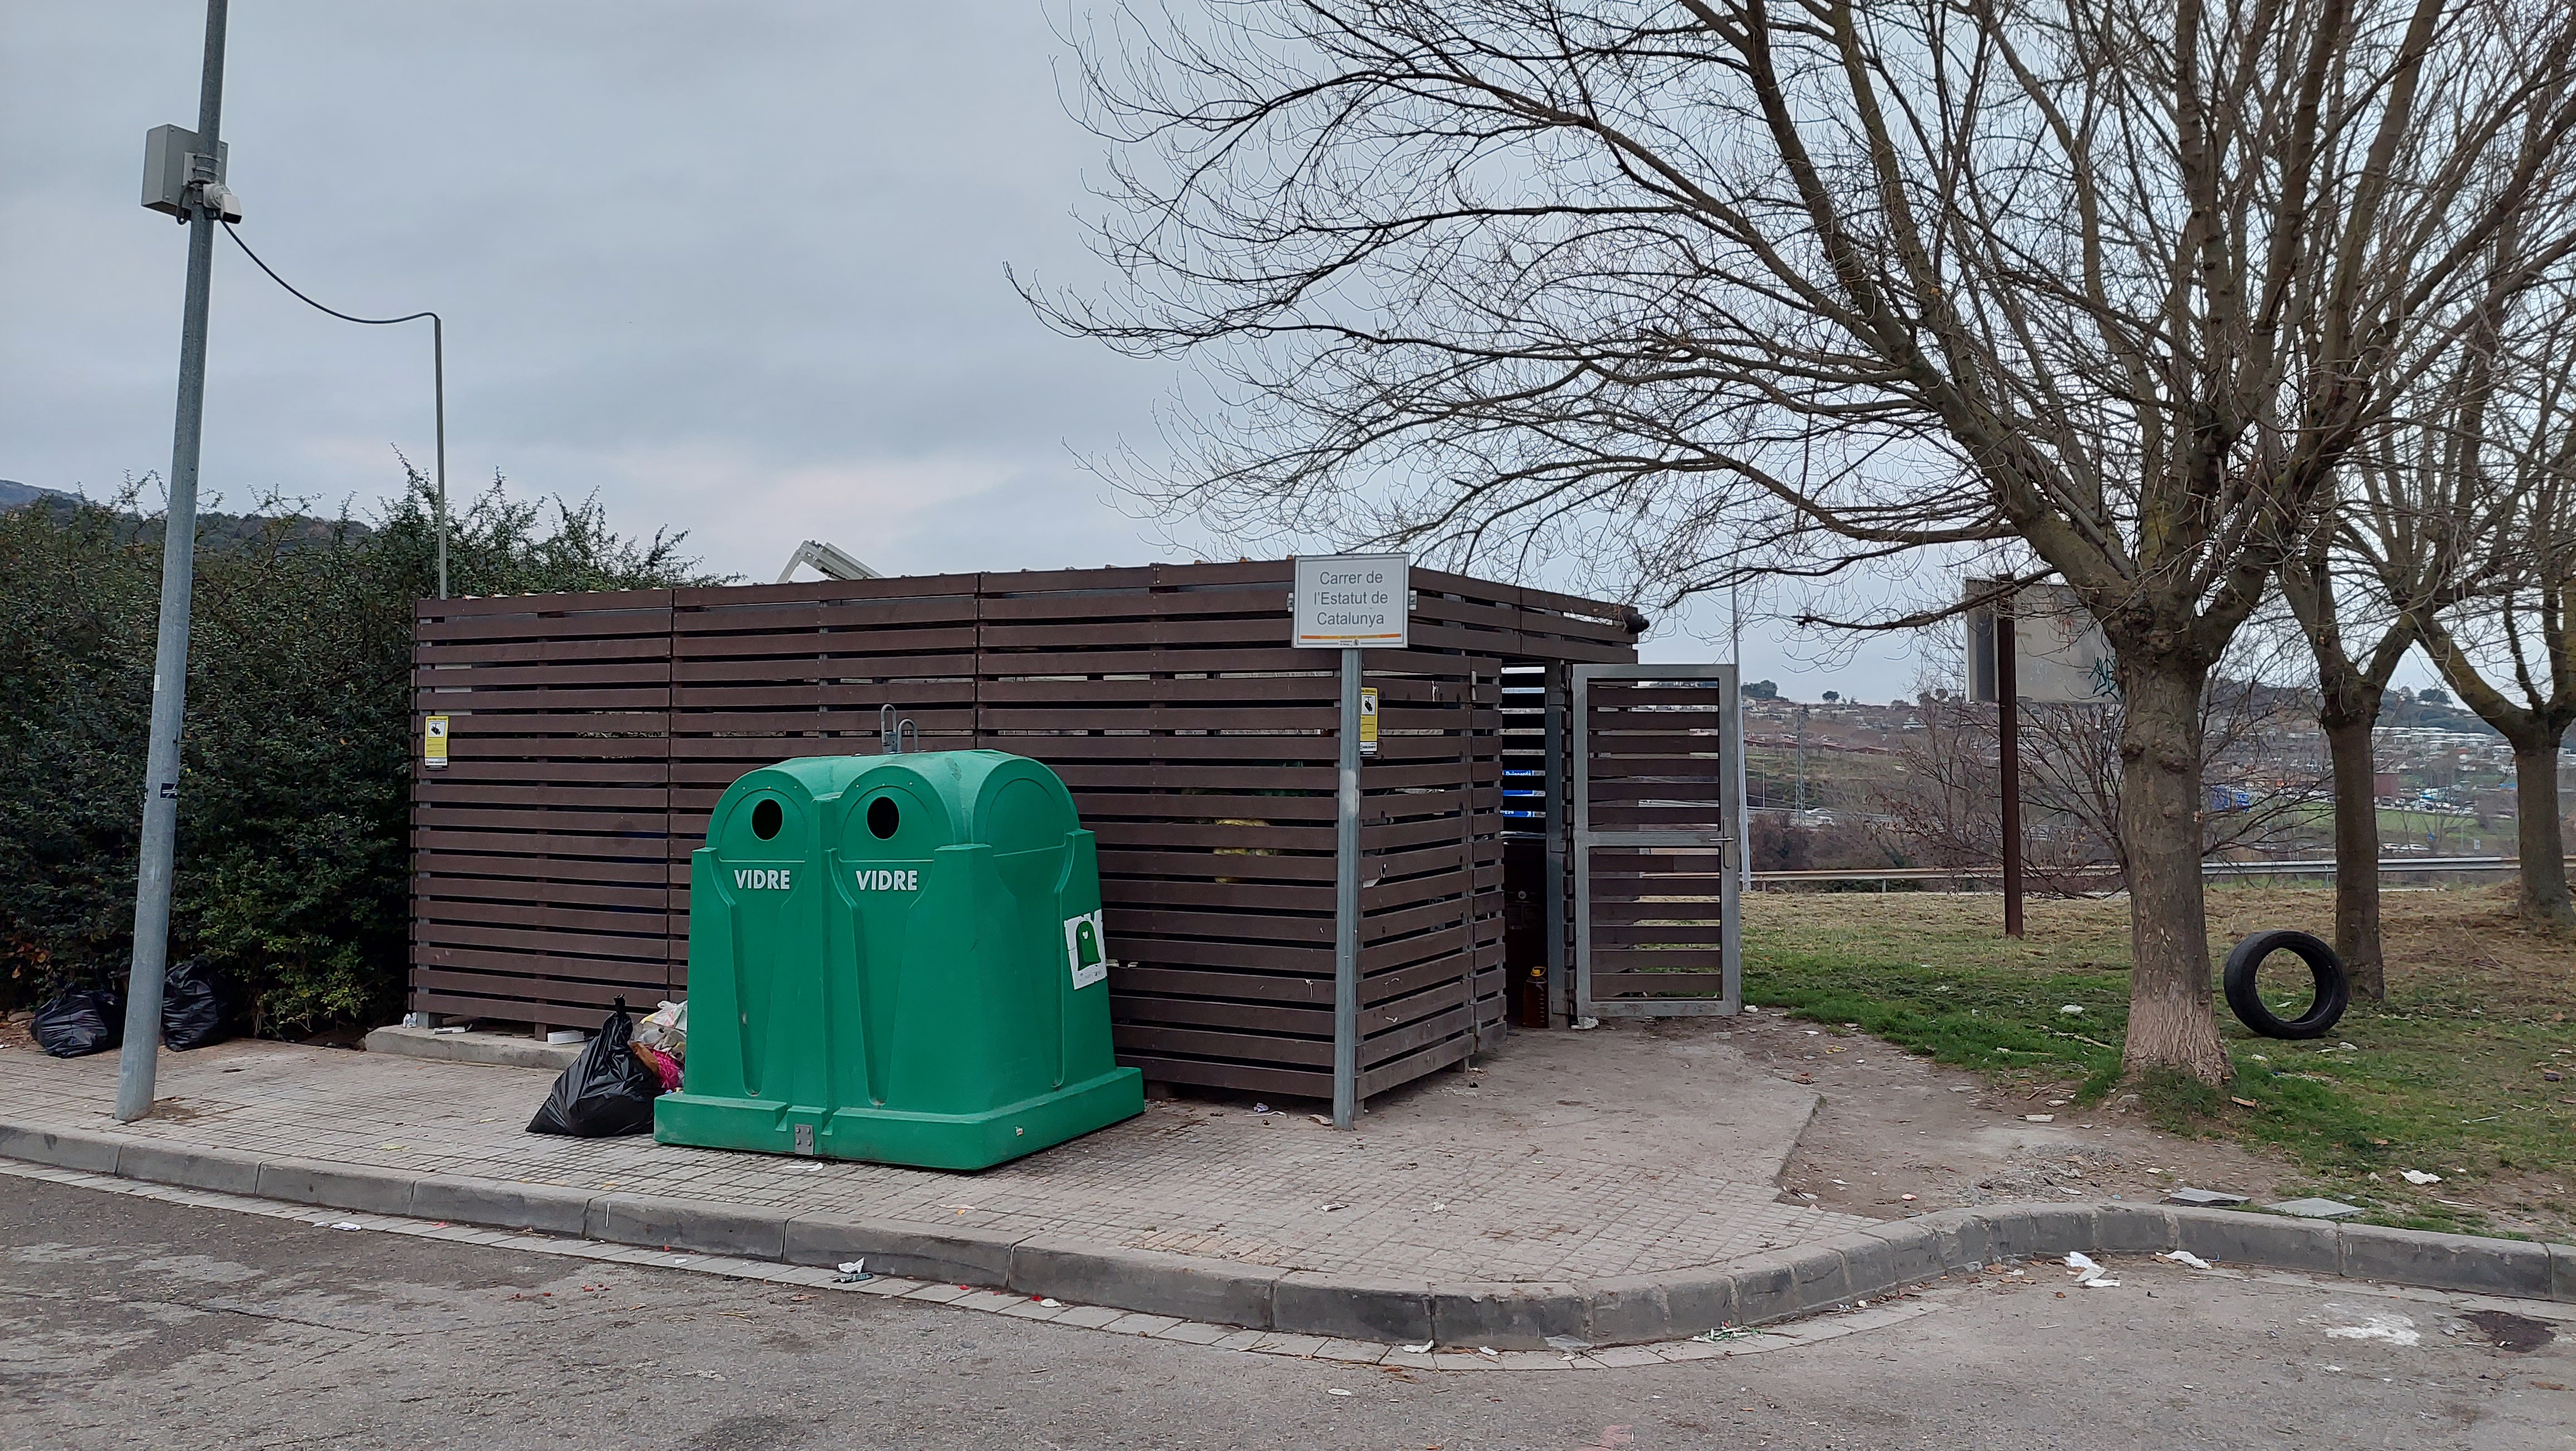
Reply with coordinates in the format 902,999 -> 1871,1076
3,1176 -> 2570,1450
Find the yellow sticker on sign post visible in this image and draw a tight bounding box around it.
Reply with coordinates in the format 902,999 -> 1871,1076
1358,687 -> 1379,756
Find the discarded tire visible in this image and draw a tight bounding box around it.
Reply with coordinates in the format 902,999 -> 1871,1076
2222,929 -> 2349,1039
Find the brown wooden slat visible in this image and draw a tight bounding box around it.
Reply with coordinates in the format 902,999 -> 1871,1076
1111,1023 -> 1332,1068
1591,924 -> 1725,947
413,874 -> 667,910
1113,1055 -> 1328,1098
1591,972 -> 1728,996
1589,949 -> 1726,968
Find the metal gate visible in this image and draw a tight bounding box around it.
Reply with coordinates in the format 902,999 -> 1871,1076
1572,664 -> 1741,1017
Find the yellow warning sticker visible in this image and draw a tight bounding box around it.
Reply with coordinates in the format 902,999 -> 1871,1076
1358,687 -> 1379,756
423,715 -> 450,769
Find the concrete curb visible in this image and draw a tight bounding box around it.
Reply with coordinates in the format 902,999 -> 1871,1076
7,1119 -> 2570,1349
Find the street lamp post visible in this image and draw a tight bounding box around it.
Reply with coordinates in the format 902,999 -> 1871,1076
117,0 -> 232,1122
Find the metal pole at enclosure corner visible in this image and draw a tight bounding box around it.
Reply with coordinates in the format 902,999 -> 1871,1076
118,0 -> 231,1122
1332,646 -> 1362,1129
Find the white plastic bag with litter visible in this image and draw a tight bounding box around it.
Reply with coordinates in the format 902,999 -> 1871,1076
635,999 -> 687,1060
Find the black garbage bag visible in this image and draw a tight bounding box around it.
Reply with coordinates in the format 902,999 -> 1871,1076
526,1001 -> 663,1137
162,957 -> 228,1051
33,987 -> 124,1059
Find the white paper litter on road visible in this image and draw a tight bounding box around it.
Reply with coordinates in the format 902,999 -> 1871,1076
2063,1252 -> 2117,1287
329,1221 -> 364,1231
1400,1341 -> 1433,1355
2161,1250 -> 2213,1269
2324,1313 -> 2419,1346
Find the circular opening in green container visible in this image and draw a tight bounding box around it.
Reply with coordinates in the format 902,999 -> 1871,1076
751,798 -> 782,840
867,796 -> 900,840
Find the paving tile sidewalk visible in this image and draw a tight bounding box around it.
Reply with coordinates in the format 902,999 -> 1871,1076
0,1024 -> 1865,1284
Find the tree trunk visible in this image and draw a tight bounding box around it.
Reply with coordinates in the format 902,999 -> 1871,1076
2321,714 -> 2387,999
2512,742 -> 2576,926
2116,661 -> 2233,1084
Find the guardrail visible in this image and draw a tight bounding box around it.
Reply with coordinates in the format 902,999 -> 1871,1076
1752,857 -> 2518,890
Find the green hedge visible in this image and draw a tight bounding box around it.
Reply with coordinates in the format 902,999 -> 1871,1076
0,476 -> 713,1034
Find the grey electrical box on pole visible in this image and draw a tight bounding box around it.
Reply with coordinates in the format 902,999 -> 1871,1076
116,0 -> 232,1123
140,124 -> 240,222
1289,554 -> 1409,1129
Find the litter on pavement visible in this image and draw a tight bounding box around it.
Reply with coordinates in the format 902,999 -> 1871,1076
2063,1252 -> 2120,1287
2160,1250 -> 2213,1269
2267,1197 -> 2367,1219
526,1001 -> 665,1137
2163,1186 -> 2250,1207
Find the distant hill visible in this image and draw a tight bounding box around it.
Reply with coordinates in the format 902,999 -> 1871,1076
0,479 -> 79,512
0,478 -> 368,550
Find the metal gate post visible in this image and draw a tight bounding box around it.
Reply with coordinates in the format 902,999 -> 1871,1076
1541,665 -> 1569,1028
1719,665 -> 1745,1010
1570,667 -> 1595,1017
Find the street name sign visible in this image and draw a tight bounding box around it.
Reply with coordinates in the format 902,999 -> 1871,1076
1292,553 -> 1409,649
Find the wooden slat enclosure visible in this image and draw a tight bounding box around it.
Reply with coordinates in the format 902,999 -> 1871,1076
413,562 -> 1637,1103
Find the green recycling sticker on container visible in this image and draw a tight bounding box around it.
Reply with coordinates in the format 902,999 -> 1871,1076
652,748 -> 1143,1170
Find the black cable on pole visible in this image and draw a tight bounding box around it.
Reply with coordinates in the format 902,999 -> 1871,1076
220,220 -> 450,598
222,220 -> 434,328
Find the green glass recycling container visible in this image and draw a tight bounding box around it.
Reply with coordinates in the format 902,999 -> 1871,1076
652,749 -> 1142,1170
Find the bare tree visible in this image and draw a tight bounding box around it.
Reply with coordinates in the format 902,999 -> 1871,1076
2408,288 -> 2576,923
1887,676 -> 2325,887
2276,552 -> 2428,996
1038,1 -> 2576,1079
2282,337 -> 2533,983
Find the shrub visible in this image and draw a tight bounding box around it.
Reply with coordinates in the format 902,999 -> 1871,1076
0,473 -> 713,1034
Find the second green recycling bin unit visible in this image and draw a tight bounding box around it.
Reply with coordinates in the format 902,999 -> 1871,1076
652,749 -> 1143,1170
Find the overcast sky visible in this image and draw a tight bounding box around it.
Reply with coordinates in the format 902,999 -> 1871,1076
3,3 -> 2024,702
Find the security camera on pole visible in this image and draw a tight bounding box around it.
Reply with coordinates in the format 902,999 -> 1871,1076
1291,554 -> 1409,1129
117,0 -> 233,1122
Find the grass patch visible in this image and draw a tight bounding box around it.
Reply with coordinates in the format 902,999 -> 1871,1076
1743,884 -> 2576,1236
